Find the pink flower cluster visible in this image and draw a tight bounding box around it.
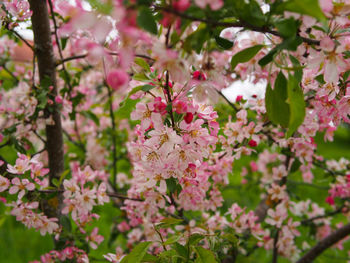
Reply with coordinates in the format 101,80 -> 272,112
62,166 -> 109,230
8,201 -> 59,236
4,0 -> 32,21
30,246 -> 88,263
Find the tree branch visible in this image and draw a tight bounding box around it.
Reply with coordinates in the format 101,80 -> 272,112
272,230 -> 279,263
296,223 -> 350,263
155,6 -> 320,46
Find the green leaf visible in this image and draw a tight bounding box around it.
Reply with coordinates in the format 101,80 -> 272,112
279,36 -> 302,51
116,98 -> 140,119
290,158 -> 302,173
258,47 -> 278,67
61,37 -> 68,50
275,18 -> 298,38
58,169 -> 70,187
173,243 -> 188,259
120,241 -> 152,263
284,0 -> 326,21
194,247 -> 218,263
141,84 -> 155,92
164,234 -> 182,245
265,72 -> 290,128
135,57 -> 151,72
188,233 -> 205,246
141,253 -> 158,262
156,217 -> 183,229
183,24 -> 209,54
137,7 -> 158,35
289,55 -> 303,82
231,45 -> 264,69
82,111 -> 100,126
215,36 -> 233,49
86,0 -> 113,14
286,74 -> 305,137
133,72 -> 150,81
120,85 -> 147,107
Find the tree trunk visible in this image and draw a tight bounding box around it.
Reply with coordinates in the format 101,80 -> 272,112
29,0 -> 64,216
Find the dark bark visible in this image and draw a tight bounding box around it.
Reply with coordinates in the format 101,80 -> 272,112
296,223 -> 350,263
29,0 -> 64,218
29,0 -> 64,181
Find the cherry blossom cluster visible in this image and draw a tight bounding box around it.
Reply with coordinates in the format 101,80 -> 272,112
61,165 -> 109,249
30,246 -> 88,263
0,154 -> 58,233
2,0 -> 32,21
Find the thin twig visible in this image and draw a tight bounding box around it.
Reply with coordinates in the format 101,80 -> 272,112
63,129 -> 86,152
32,130 -> 47,144
154,224 -> 168,251
217,90 -> 238,112
55,54 -> 88,66
301,206 -> 347,225
11,29 -> 34,50
1,64 -> 19,82
31,147 -> 47,158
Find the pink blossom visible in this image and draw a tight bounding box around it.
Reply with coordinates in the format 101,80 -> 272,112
96,183 -> 110,205
7,153 -> 31,174
5,0 -> 32,21
9,178 -> 35,199
107,69 -> 129,91
195,0 -> 223,10
87,227 -> 104,249
0,175 -> 9,192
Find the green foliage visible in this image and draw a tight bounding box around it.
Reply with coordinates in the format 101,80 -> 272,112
283,0 -> 326,21
215,36 -> 234,49
265,72 -> 305,136
231,45 -> 264,69
265,72 -> 290,128
194,247 -> 218,263
286,73 -> 305,137
120,241 -> 152,263
137,7 -> 158,35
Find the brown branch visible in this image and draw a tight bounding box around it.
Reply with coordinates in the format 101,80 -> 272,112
155,6 -> 320,46
296,223 -> 350,263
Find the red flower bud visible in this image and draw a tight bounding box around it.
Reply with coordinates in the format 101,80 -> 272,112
184,112 -> 194,123
248,139 -> 257,147
236,95 -> 243,103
